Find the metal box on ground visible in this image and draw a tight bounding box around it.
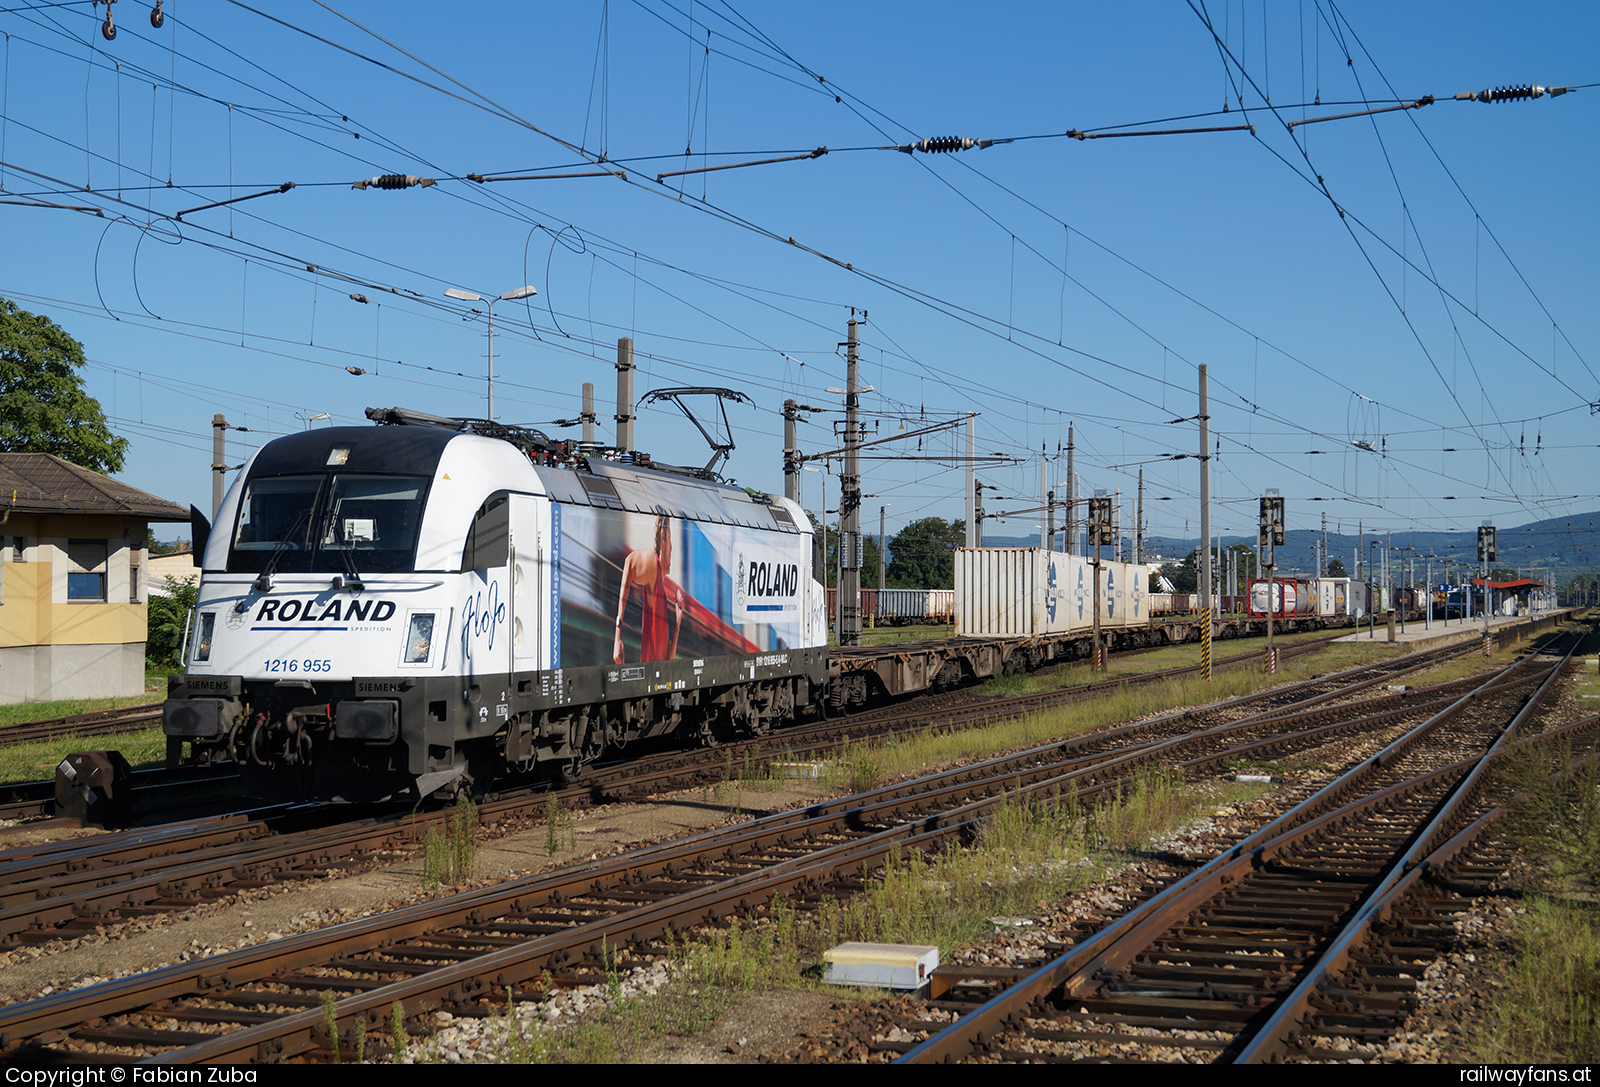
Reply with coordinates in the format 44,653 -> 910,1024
822,942 -> 939,991
55,750 -> 132,829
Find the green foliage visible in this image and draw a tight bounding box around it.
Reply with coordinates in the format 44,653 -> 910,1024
544,794 -> 575,855
1158,559 -> 1195,593
320,990 -> 342,1064
146,575 -> 198,670
145,529 -> 184,556
1161,544 -> 1260,594
0,725 -> 168,785
390,1002 -> 409,1062
1326,556 -> 1348,578
0,297 -> 127,473
422,793 -> 480,886
885,516 -> 965,589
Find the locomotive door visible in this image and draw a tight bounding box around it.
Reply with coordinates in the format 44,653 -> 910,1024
509,494 -> 548,674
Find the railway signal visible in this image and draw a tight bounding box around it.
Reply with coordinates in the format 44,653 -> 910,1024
1087,495 -> 1114,546
1088,492 -> 1113,671
1259,492 -> 1285,675
1479,521 -> 1495,654
1476,525 -> 1497,563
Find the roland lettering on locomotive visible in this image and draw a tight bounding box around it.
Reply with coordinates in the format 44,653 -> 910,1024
163,408 -> 828,802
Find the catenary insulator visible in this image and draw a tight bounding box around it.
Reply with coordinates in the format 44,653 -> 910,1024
1455,84 -> 1569,103
351,174 -> 437,190
896,136 -> 995,154
150,0 -> 163,28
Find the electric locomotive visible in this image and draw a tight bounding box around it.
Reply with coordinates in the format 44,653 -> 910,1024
162,408 -> 829,802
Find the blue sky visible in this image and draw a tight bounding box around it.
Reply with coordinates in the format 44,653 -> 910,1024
2,1 -> 1595,556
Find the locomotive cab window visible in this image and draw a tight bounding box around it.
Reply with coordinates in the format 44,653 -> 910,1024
228,473 -> 429,574
317,475 -> 428,573
230,476 -> 323,569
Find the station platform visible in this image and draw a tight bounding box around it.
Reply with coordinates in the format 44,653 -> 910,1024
1333,609 -> 1571,648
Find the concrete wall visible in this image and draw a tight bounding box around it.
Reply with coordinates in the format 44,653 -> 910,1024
0,641 -> 148,704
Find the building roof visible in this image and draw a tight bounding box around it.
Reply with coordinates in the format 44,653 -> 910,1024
1470,577 -> 1543,590
0,454 -> 189,521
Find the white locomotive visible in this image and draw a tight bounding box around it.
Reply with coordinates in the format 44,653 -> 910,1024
163,408 -> 829,802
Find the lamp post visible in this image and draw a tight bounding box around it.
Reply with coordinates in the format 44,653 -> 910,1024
1367,540 -> 1381,638
444,284 -> 538,421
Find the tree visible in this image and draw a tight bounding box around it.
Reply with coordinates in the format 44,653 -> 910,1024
1327,557 -> 1348,578
0,297 -> 127,472
146,575 -> 198,670
886,517 -> 965,588
1158,558 -> 1196,593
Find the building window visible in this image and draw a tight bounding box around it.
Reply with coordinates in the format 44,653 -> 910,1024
67,539 -> 107,601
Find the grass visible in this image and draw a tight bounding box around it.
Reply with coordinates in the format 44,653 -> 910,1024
0,670 -> 174,785
0,691 -> 160,730
803,639 -> 1412,798
0,726 -> 169,785
1474,704 -> 1600,1064
485,973 -> 735,1065
1475,898 -> 1600,1064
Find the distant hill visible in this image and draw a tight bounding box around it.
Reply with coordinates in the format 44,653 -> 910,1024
981,510 -> 1600,587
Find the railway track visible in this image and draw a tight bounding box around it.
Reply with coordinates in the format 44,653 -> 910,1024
0,630 -> 1352,830
895,634 -> 1590,1064
0,632 -> 1547,1063
0,634 -> 1477,949
0,634 -> 1341,826
0,703 -> 163,748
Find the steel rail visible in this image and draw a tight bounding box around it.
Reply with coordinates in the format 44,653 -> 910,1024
1232,637 -> 1584,1062
896,645 -> 1563,1063
154,670 -> 1557,1065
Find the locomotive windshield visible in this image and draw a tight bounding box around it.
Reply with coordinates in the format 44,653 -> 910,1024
228,472 -> 429,574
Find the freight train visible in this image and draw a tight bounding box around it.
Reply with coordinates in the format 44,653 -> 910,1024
822,588 -> 956,627
159,406 -> 1415,806
1246,576 -> 1427,622
162,408 -> 830,803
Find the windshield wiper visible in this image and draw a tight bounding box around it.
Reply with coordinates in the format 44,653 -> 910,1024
254,509 -> 312,592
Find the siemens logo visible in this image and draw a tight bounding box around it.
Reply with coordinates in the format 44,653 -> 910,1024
254,599 -> 396,624
747,562 -> 799,599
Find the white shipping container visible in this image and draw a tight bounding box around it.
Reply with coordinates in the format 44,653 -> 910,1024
956,549 -> 1126,638
955,548 -> 1039,636
1045,551 -> 1096,634
1314,577 -> 1351,617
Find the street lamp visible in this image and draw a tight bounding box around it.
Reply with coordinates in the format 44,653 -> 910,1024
444,284 -> 538,421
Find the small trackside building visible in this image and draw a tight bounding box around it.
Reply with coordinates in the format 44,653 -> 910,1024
0,454 -> 189,704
